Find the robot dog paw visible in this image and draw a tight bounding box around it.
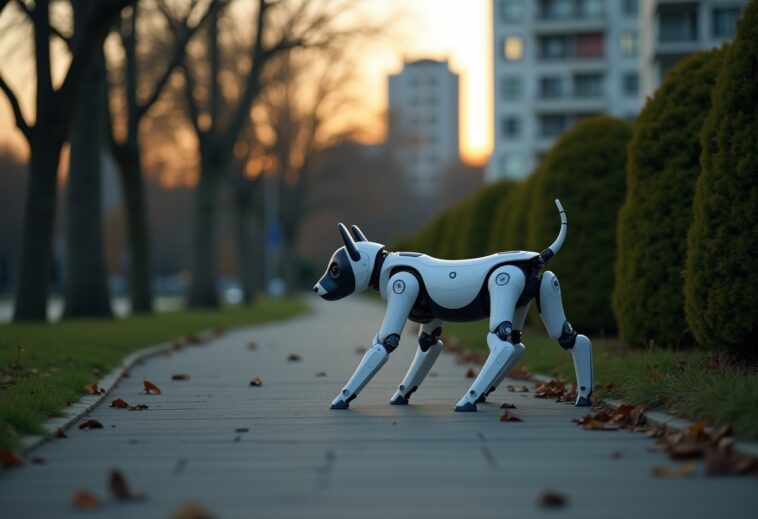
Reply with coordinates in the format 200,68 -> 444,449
475,394 -> 487,404
454,401 -> 477,413
330,400 -> 350,410
575,396 -> 592,407
389,394 -> 409,405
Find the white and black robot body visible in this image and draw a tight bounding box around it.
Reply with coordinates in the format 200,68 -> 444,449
313,199 -> 594,413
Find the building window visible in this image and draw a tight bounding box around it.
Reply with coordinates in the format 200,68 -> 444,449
622,73 -> 638,97
659,5 -> 698,42
576,32 -> 604,58
574,73 -> 603,98
500,76 -> 523,101
712,7 -> 741,38
622,0 -> 638,16
577,0 -> 603,18
539,36 -> 569,59
539,76 -> 564,98
501,116 -> 521,139
499,154 -> 524,177
539,0 -> 572,20
500,0 -> 524,22
619,32 -> 639,57
503,36 -> 524,61
538,114 -> 567,137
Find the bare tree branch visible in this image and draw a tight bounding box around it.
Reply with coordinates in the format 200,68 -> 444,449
13,0 -> 71,50
0,71 -> 30,141
180,61 -> 202,137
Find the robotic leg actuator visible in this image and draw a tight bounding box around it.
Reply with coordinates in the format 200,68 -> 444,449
330,272 -> 420,409
390,319 -> 444,405
455,265 -> 525,412
538,271 -> 594,406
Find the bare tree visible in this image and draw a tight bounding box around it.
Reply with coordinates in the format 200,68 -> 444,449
175,0 -> 353,307
106,0 -> 217,313
0,0 -> 134,321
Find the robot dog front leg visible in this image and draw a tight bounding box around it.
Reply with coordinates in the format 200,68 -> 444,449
330,272 -> 420,410
390,319 -> 444,405
538,271 -> 594,406
455,265 -> 526,412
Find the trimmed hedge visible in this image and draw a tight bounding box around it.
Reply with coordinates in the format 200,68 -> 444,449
456,180 -> 515,257
488,171 -> 540,252
685,1 -> 758,360
613,48 -> 724,348
528,116 -> 631,334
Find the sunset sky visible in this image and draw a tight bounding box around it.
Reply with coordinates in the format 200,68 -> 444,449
0,0 -> 493,166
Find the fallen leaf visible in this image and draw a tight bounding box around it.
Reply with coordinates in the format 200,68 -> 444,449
128,404 -> 149,411
611,451 -> 623,459
683,418 -> 708,444
0,448 -> 24,467
235,428 -> 249,433
315,372 -> 327,377
710,424 -> 733,445
72,491 -> 101,510
668,444 -> 706,460
247,341 -> 258,351
509,365 -> 531,380
54,428 -> 68,439
516,385 -> 529,393
172,373 -> 191,381
499,411 -> 523,422
500,403 -> 517,409
287,353 -> 302,362
249,378 -> 263,386
109,469 -> 146,501
537,490 -> 567,508
464,368 -> 477,378
110,398 -> 129,409
79,419 -> 104,431
171,501 -> 215,519
83,383 -> 103,395
355,346 -> 367,354
143,380 -> 162,394
652,462 -> 697,478
186,334 -> 202,345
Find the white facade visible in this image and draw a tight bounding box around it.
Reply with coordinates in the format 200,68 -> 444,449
487,0 -> 642,182
388,59 -> 459,197
640,0 -> 747,98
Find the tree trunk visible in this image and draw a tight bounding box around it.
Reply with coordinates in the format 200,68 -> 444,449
13,135 -> 63,321
115,147 -> 153,313
188,162 -> 222,308
63,42 -> 112,319
233,188 -> 256,304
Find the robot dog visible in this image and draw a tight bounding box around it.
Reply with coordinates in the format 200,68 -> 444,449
313,199 -> 593,412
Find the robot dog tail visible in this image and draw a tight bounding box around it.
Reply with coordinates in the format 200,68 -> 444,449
539,199 -> 567,264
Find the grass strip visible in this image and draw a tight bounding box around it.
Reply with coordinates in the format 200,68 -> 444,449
444,320 -> 758,441
0,297 -> 307,450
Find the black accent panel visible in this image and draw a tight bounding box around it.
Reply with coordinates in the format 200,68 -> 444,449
418,332 -> 437,352
511,330 -> 522,344
369,248 -> 389,291
398,252 -> 423,257
558,320 -> 577,350
382,334 -> 400,353
495,321 -> 513,342
345,394 -> 357,404
518,270 -> 543,308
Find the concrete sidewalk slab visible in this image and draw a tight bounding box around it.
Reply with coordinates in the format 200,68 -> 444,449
0,297 -> 754,519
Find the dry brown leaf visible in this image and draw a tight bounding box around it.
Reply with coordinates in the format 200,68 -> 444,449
54,428 -> 68,439
171,502 -> 216,519
499,411 -> 523,422
683,418 -> 708,444
710,424 -> 733,445
668,444 -> 706,460
0,448 -> 24,467
652,462 -> 697,477
537,490 -> 567,508
110,398 -> 129,409
83,383 -> 103,395
249,377 -> 263,386
247,341 -> 258,351
128,404 -> 149,411
172,373 -> 191,381
315,372 -> 327,377
500,403 -> 517,409
109,469 -> 146,501
464,368 -> 476,378
72,491 -> 101,510
287,353 -> 302,362
186,334 -> 202,345
143,380 -> 162,394
508,365 -> 531,380
79,419 -> 104,431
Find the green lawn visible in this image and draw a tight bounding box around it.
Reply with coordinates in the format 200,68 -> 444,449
444,319 -> 758,441
0,297 -> 307,450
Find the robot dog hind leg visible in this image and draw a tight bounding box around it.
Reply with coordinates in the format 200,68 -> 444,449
455,265 -> 526,412
390,319 -> 444,405
538,271 -> 594,406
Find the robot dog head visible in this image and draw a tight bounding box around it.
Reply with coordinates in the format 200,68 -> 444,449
313,224 -> 383,301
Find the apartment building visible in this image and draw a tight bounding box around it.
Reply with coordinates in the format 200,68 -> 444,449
640,0 -> 747,98
487,0 -> 642,181
388,59 -> 460,197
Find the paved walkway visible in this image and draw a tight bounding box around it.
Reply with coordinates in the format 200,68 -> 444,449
0,297 -> 754,518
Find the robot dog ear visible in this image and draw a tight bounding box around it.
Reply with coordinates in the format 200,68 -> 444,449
338,223 -> 361,261
350,225 -> 368,242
